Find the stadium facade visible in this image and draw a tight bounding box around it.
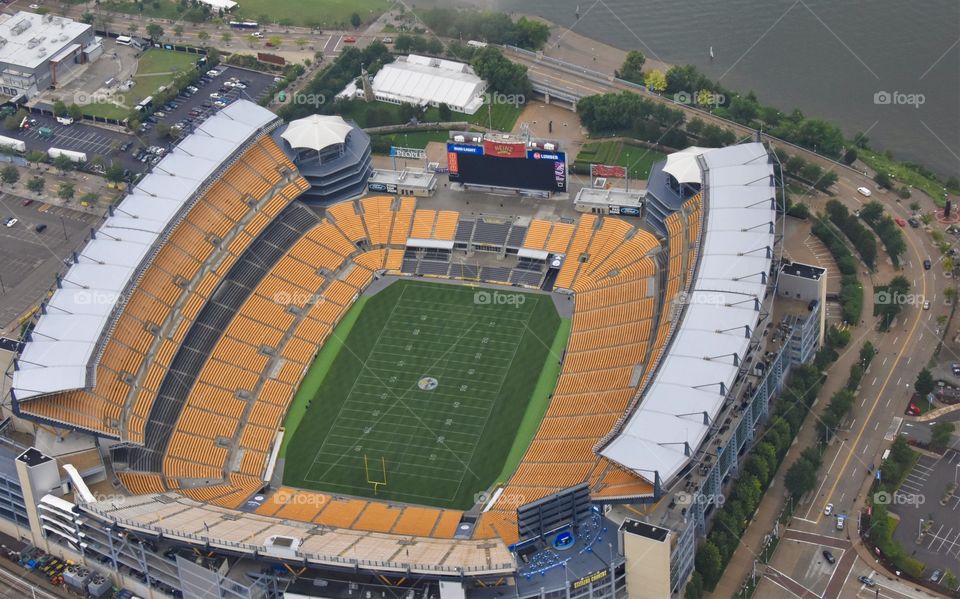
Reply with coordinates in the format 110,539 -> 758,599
1,101 -> 825,598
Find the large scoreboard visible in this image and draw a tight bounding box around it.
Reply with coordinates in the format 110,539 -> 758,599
447,142 -> 567,193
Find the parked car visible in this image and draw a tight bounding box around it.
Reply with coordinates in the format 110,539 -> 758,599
835,514 -> 845,530
21,199 -> 33,207
908,217 -> 920,228
4,217 -> 18,228
857,186 -> 872,196
343,36 -> 356,43
929,569 -> 943,583
34,223 -> 47,233
858,576 -> 876,587
824,503 -> 833,516
822,550 -> 835,564
895,217 -> 907,227
119,141 -> 132,152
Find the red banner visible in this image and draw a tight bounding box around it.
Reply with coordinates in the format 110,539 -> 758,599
591,164 -> 627,178
483,140 -> 527,159
447,151 -> 459,174
257,52 -> 286,66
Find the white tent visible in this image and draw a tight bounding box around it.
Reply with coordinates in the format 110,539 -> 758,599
370,54 -> 486,115
280,115 -> 353,153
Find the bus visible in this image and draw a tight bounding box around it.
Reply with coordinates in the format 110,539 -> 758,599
229,21 -> 259,30
135,96 -> 154,113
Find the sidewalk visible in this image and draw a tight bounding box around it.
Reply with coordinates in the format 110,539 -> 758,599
708,274 -> 881,598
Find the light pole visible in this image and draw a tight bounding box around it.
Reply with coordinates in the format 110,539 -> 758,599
919,517 -> 924,539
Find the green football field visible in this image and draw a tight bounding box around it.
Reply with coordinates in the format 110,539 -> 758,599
282,279 -> 564,510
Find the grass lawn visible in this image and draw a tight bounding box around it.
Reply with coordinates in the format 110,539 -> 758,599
338,98 -> 523,133
468,100 -> 524,132
100,0 -> 192,20
236,0 -> 390,28
858,148 -> 957,206
282,280 -> 562,509
574,140 -> 667,179
126,50 -> 199,106
82,102 -> 130,121
370,130 -> 451,152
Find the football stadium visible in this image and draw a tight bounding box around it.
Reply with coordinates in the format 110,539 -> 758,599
0,100 -> 826,599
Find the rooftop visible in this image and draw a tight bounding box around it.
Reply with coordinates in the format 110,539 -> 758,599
371,54 -> 486,114
280,114 -> 354,153
781,261 -> 825,280
619,519 -> 669,542
0,11 -> 92,70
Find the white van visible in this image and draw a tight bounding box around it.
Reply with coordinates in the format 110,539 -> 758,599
56,116 -> 74,125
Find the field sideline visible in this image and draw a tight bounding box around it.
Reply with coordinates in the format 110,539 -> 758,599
282,280 -> 564,510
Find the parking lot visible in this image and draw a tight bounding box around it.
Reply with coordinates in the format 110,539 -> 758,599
889,449 -> 960,578
0,194 -> 99,330
6,64 -> 277,177
18,118 -> 122,158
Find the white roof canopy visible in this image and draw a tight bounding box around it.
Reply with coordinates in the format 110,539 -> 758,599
13,100 -> 279,401
600,142 -> 776,486
280,114 -> 353,153
662,146 -> 714,185
370,55 -> 487,114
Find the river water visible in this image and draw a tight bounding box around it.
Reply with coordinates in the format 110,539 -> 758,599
498,0 -> 959,178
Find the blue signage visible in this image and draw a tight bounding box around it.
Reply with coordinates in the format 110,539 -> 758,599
447,143 -> 484,155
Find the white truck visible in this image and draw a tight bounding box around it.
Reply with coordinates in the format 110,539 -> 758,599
0,135 -> 26,153
48,147 -> 87,163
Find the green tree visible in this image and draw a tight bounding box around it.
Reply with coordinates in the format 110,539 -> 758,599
0,165 -> 19,187
105,165 -> 125,184
173,24 -> 184,39
26,176 -> 45,194
221,31 -> 232,44
80,191 -> 98,205
198,30 -> 210,45
684,571 -> 704,599
53,155 -> 74,173
268,36 -> 282,48
146,23 -> 164,42
785,457 -> 818,499
350,12 -> 362,28
53,100 -> 68,117
914,368 -> 934,397
644,69 -> 667,92
57,182 -> 75,201
930,421 -> 954,450
437,103 -> 452,121
470,46 -> 532,98
68,104 -> 84,121
615,50 -> 646,84
694,542 -> 723,589
295,37 -> 308,50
